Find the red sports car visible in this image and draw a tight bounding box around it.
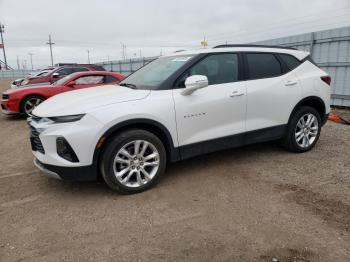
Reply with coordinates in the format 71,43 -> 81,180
1,71 -> 125,116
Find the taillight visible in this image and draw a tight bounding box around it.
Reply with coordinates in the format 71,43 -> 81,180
321,76 -> 331,85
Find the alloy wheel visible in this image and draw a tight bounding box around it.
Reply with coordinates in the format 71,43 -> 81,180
24,97 -> 43,116
294,113 -> 319,148
113,140 -> 160,188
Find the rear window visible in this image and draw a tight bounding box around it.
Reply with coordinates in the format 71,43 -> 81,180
279,54 -> 301,71
246,53 -> 282,80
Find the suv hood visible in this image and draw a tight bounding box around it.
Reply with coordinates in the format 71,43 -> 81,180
33,85 -> 150,117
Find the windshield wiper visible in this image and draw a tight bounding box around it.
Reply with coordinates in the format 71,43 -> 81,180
120,83 -> 137,89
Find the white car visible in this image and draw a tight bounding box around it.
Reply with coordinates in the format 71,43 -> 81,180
28,45 -> 331,194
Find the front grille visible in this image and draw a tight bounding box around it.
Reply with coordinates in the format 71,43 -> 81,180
2,94 -> 9,100
29,125 -> 45,154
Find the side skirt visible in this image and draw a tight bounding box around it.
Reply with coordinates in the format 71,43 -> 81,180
179,125 -> 287,160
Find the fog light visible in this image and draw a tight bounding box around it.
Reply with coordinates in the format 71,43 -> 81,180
56,137 -> 79,162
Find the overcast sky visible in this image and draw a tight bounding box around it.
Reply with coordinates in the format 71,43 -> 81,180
1,0 -> 350,69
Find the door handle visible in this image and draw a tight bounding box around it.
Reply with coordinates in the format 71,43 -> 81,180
230,91 -> 244,97
285,80 -> 297,86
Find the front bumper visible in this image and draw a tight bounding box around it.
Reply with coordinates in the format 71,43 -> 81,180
29,114 -> 104,181
1,99 -> 20,114
34,158 -> 97,181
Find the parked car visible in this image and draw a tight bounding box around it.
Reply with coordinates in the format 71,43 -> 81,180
11,69 -> 53,89
20,64 -> 106,86
2,71 -> 125,116
28,45 -> 330,194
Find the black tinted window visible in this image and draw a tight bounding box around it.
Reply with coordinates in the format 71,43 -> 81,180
246,53 -> 282,79
279,54 -> 301,71
104,75 -> 118,83
73,67 -> 89,72
57,68 -> 75,75
187,53 -> 239,85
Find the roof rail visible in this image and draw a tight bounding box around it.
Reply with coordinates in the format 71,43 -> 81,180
213,44 -> 297,50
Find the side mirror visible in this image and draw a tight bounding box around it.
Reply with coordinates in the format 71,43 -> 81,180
181,75 -> 208,96
52,72 -> 60,78
67,81 -> 76,87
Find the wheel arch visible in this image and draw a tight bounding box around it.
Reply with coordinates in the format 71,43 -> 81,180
93,118 -> 180,172
19,93 -> 47,114
288,96 -> 327,125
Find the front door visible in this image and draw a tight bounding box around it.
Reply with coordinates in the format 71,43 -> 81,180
172,53 -> 246,153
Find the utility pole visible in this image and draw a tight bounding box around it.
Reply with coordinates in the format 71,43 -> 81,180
28,53 -> 34,70
120,43 -> 127,60
46,34 -> 55,67
16,56 -> 20,70
87,50 -> 90,63
0,23 -> 8,70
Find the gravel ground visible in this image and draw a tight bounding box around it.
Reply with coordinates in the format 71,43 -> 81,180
0,78 -> 350,262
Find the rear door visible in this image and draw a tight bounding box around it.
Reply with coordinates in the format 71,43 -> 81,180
172,53 -> 246,148
244,52 -> 302,132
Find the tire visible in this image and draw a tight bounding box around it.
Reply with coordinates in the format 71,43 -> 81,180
20,95 -> 44,116
100,129 -> 167,194
283,106 -> 322,153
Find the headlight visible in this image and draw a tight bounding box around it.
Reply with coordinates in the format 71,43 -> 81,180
21,80 -> 29,86
49,114 -> 85,123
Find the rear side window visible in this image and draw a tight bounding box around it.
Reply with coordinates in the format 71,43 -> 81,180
279,54 -> 301,71
75,75 -> 104,85
246,53 -> 282,79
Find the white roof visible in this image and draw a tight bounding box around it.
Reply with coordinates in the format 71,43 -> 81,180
166,46 -> 309,60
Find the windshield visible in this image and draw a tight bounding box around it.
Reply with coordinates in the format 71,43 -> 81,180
120,55 -> 194,90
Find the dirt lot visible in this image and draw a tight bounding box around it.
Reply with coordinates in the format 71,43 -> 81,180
0,78 -> 349,262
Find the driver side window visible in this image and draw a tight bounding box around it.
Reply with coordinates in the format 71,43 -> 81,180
75,75 -> 104,85
176,53 -> 239,87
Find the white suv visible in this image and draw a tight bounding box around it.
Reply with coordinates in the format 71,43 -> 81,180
29,45 -> 331,193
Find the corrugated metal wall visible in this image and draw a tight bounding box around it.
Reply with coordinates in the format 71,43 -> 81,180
255,26 -> 350,107
98,56 -> 158,76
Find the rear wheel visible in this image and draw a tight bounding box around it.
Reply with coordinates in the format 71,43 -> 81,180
21,95 -> 44,116
283,106 -> 321,152
100,129 -> 166,194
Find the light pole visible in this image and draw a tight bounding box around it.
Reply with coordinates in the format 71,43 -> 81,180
87,50 -> 90,63
0,23 -> 8,70
28,53 -> 34,70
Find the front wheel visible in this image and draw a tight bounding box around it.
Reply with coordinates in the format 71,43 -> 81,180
100,129 -> 167,194
21,95 -> 44,116
283,106 -> 322,153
